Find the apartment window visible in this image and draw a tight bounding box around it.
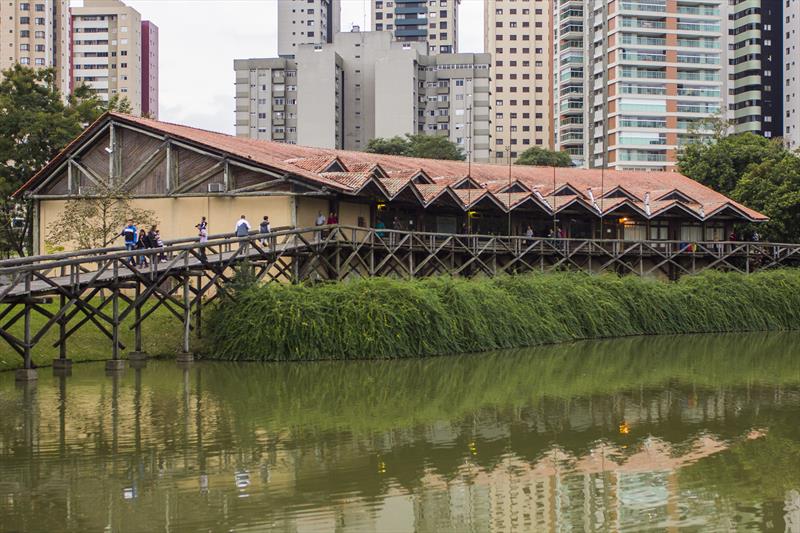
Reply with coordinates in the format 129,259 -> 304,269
35,3 -> 45,11
20,17 -> 30,24
34,17 -> 44,25
20,44 -> 30,51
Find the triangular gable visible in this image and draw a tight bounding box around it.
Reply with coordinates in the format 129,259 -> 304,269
553,184 -> 583,197
602,186 -> 640,202
654,189 -> 696,204
704,203 -> 760,222
648,201 -> 703,220
498,180 -> 532,194
323,158 -> 347,173
451,176 -> 482,190
601,198 -> 648,219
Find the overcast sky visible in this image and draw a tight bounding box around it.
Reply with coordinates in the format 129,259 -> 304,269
74,0 -> 485,134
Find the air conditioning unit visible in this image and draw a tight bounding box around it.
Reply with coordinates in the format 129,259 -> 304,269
207,183 -> 226,193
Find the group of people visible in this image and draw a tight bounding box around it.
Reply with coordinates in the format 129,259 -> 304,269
120,220 -> 165,267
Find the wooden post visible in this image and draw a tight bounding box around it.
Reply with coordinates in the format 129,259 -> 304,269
177,267 -> 194,363
15,274 -> 37,381
194,275 -> 202,339
53,289 -> 73,372
128,281 -> 147,361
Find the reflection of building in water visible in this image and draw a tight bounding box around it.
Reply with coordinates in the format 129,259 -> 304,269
0,363 -> 797,532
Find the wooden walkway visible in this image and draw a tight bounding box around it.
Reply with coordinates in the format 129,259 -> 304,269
2,225 -> 799,380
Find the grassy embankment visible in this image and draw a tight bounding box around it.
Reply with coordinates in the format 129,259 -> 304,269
205,269 -> 800,361
0,302 -> 186,371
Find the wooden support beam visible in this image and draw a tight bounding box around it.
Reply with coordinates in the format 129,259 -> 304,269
120,142 -> 167,190
171,161 -> 224,195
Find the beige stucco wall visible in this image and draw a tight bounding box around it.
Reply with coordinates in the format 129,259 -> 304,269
339,201 -> 370,228
39,196 -> 294,252
296,197 -> 330,229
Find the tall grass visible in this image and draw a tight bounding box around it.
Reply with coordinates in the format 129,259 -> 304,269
204,270 -> 800,361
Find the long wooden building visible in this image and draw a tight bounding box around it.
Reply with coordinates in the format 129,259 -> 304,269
17,112 -> 765,254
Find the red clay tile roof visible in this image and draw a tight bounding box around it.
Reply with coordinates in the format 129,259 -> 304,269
17,113 -> 767,222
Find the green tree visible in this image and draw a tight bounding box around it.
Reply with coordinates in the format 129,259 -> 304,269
732,153 -> 800,242
406,134 -> 465,160
514,147 -> 572,167
364,136 -> 410,156
45,182 -> 158,252
677,132 -> 787,195
365,134 -> 465,161
0,65 -> 128,256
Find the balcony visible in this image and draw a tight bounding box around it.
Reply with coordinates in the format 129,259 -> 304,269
621,18 -> 667,30
677,22 -> 720,32
621,35 -> 666,46
677,88 -> 721,97
676,5 -> 719,16
395,17 -> 427,26
618,150 -> 667,162
676,104 -> 721,113
620,68 -> 666,79
620,2 -> 666,13
620,52 -> 666,62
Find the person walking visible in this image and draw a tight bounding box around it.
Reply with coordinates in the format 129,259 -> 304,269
315,211 -> 326,240
375,219 -> 386,239
235,215 -> 252,255
155,229 -> 166,262
121,220 -> 138,265
136,228 -> 150,267
259,215 -> 272,248
196,216 -> 208,262
525,225 -> 534,239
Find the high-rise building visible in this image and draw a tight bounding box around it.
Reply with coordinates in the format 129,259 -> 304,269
484,0 -> 552,164
141,20 -> 158,118
554,0 -> 726,171
0,0 -> 71,95
785,0 -> 800,149
234,31 -> 491,160
723,0 -> 783,139
277,0 -> 339,58
70,0 -> 159,117
371,0 -> 459,54
234,58 -> 303,144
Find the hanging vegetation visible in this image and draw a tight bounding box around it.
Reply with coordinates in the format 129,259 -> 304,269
204,270 -> 800,361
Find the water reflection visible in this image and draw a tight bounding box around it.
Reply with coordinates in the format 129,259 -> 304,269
0,332 -> 799,532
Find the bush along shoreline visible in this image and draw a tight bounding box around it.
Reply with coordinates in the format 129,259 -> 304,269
204,270 -> 800,361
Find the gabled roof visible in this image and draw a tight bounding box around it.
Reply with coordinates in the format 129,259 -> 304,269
17,113 -> 768,222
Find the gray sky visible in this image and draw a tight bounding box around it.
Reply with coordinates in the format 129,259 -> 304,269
79,0 -> 485,134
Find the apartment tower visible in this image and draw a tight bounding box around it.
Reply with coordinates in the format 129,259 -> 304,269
234,31 -> 491,160
70,0 -> 159,117
141,20 -> 158,118
784,0 -> 800,148
277,0 -> 340,57
723,0 -> 783,139
554,0 -> 726,171
484,0 -> 552,164
371,0 -> 459,53
0,0 -> 71,95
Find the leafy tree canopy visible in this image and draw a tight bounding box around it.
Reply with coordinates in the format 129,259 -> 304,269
0,65 -> 130,256
732,153 -> 800,243
514,147 -> 573,167
365,134 -> 465,161
677,132 -> 787,195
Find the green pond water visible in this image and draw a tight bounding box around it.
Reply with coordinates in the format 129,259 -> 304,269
1,332 -> 800,532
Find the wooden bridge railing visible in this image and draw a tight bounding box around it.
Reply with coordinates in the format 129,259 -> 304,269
2,224 -> 799,381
